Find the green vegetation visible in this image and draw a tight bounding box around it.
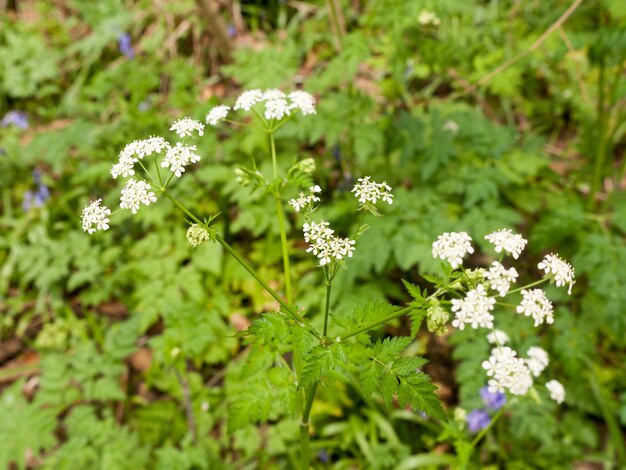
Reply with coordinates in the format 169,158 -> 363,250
1,0 -> 625,468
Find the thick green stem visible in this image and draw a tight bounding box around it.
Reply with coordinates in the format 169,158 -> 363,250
340,305 -> 414,340
300,383 -> 318,470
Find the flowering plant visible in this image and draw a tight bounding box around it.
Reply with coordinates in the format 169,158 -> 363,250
82,90 -> 573,468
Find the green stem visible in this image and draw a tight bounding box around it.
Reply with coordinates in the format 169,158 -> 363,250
161,190 -> 318,337
269,132 -> 294,306
323,283 -> 332,336
507,277 -> 547,295
300,383 -> 318,470
340,305 -> 414,340
470,406 -> 506,447
589,54 -> 607,210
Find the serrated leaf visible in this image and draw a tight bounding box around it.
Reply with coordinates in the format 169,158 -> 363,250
397,374 -> 446,421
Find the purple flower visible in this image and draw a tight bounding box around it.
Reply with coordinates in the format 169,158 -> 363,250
1,111 -> 29,129
22,170 -> 51,211
227,24 -> 237,37
118,33 -> 135,59
480,386 -> 506,411
317,449 -> 329,463
467,409 -> 491,433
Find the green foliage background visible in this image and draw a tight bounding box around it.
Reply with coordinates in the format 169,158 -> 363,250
0,0 -> 625,468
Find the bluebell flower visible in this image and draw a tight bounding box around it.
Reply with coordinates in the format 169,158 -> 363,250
118,33 -> 135,58
22,170 -> 51,211
480,386 -> 506,411
467,409 -> 491,433
317,449 -> 329,463
1,111 -> 29,129
227,24 -> 237,37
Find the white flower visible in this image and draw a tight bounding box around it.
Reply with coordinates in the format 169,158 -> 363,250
517,289 -> 554,326
451,284 -> 496,330
526,346 -> 549,377
263,89 -> 286,101
538,253 -> 575,295
169,117 -> 205,138
351,176 -> 394,206
485,261 -> 518,296
485,229 -> 527,259
161,143 -> 201,177
288,185 -> 322,213
110,137 -> 170,179
288,91 -> 316,115
482,346 -> 533,396
418,10 -> 441,26
233,89 -> 264,111
264,97 -> 291,120
119,179 -> 157,214
303,220 -> 355,266
487,329 -> 509,345
187,224 -> 210,247
81,199 -> 111,234
546,380 -> 565,404
206,105 -> 230,126
443,120 -> 459,134
432,231 -> 474,268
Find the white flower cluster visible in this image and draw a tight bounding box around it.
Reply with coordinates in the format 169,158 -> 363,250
288,185 -> 321,213
119,179 -> 157,214
81,199 -> 111,234
170,117 -> 205,138
111,136 -> 170,179
526,346 -> 549,377
432,232 -> 474,268
186,224 -> 211,247
161,143 -> 201,177
517,289 -> 554,326
487,329 -> 509,345
206,89 -> 316,126
206,105 -> 230,126
485,229 -> 528,259
546,379 -> 566,404
303,221 -> 355,266
538,253 -> 575,295
351,176 -> 394,206
482,347 -> 533,396
418,10 -> 441,26
451,284 -> 496,330
485,261 -> 518,297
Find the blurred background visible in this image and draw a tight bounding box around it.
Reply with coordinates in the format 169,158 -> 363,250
1,0 -> 625,468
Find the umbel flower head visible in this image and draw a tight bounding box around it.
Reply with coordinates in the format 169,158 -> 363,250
546,380 -> 566,404
169,117 -> 204,138
206,89 -> 317,126
432,231 -> 474,268
352,176 -> 394,209
119,179 -> 157,214
485,229 -> 527,259
111,136 -> 170,179
538,253 -> 575,295
451,284 -> 496,330
303,221 -> 355,266
516,289 -> 554,326
525,346 -> 549,377
186,224 -> 211,247
482,346 -> 533,396
81,199 -> 111,234
289,185 -> 322,213
485,261 -> 518,297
